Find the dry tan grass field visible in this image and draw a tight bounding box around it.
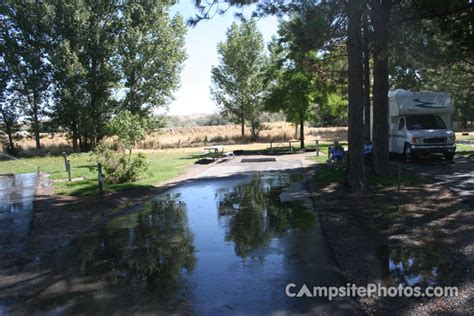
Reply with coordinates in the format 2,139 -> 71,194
12,122 -> 348,155
8,121 -> 473,156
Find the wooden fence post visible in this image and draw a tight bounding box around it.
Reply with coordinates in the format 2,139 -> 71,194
98,163 -> 103,198
67,160 -> 71,181
315,140 -> 320,156
62,152 -> 68,172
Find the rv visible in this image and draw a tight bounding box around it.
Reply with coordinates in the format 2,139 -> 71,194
388,89 -> 456,161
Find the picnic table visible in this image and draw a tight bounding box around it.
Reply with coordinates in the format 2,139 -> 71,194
198,145 -> 230,161
204,145 -> 224,158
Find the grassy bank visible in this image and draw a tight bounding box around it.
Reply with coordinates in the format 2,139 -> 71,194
0,151 -> 195,196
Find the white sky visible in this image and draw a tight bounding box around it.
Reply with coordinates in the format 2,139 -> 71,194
168,1 -> 279,116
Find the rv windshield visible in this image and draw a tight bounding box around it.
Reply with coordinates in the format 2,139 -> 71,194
406,115 -> 446,130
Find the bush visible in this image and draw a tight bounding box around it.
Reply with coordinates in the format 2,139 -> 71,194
91,144 -> 149,184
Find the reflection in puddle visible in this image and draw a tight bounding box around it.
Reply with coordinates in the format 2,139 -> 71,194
25,172 -> 345,314
376,241 -> 452,287
216,174 -> 314,258
0,173 -> 38,265
65,194 -> 196,295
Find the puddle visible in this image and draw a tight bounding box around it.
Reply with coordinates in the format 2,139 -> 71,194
0,173 -> 38,266
22,171 -> 352,314
376,242 -> 455,287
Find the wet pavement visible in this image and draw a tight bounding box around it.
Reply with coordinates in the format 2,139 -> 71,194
4,164 -> 360,314
0,173 -> 39,268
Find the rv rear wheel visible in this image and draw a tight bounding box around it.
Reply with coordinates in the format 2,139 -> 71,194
444,152 -> 455,161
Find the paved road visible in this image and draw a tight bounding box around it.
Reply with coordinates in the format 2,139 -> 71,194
3,153 -> 361,315
401,154 -> 474,206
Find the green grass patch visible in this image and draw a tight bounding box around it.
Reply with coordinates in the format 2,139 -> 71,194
457,144 -> 474,156
0,151 -> 195,196
311,163 -> 418,187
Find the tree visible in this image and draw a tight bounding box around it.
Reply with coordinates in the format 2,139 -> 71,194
345,0 -> 365,192
118,1 -> 186,116
107,110 -> 147,157
50,39 -> 87,152
92,110 -> 149,184
211,20 -> 267,139
1,0 -> 52,151
389,2 -> 474,128
79,1 -> 121,150
0,101 -> 20,154
369,0 -> 392,177
265,68 -> 316,149
0,29 -> 20,154
362,13 -> 371,141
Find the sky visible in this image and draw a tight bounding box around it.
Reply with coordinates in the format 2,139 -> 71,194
168,1 -> 279,116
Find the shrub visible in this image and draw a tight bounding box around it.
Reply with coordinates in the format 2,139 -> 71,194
91,144 -> 149,184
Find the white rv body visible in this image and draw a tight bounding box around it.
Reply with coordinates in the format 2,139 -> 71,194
388,89 -> 456,160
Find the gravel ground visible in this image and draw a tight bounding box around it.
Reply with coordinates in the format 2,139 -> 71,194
305,165 -> 473,314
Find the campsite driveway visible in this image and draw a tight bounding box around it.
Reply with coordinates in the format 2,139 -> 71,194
401,154 -> 474,206
1,153 -> 362,315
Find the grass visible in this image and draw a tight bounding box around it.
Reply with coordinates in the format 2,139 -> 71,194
312,158 -> 418,187
457,143 -> 474,156
13,123 -> 348,155
0,151 -> 195,196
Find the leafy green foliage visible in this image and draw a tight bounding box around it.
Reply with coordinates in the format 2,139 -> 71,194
389,11 -> 473,127
1,0 -> 186,153
107,110 -> 147,153
1,0 -> 52,150
266,69 -> 316,125
92,144 -> 149,184
211,20 -> 268,139
97,110 -> 149,184
0,53 -> 21,154
117,1 -> 187,116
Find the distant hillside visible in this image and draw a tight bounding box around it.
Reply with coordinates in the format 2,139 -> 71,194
168,113 -> 209,122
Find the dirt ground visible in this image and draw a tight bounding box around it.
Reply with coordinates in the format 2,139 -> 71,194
306,165 -> 473,314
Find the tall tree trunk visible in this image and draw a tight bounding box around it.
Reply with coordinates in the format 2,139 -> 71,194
5,122 -> 15,153
370,0 -> 392,176
32,99 -> 41,150
7,132 -> 15,153
240,105 -> 245,137
72,124 -> 78,153
79,136 -> 84,152
346,0 -> 365,192
362,14 -> 371,141
299,117 -> 305,149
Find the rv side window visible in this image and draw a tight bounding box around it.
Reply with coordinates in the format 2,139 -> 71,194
398,118 -> 405,130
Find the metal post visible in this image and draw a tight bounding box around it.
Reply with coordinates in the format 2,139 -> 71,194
289,141 -> 292,152
62,152 -> 68,172
67,160 -> 72,181
315,140 -> 320,156
98,163 -> 103,198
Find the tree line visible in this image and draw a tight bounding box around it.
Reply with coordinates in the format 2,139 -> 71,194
205,0 -> 472,192
0,0 -> 186,154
